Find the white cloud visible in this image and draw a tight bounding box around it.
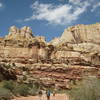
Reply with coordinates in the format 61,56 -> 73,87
91,2 -> 100,12
19,0 -> 99,25
69,0 -> 82,5
24,1 -> 90,25
0,3 -> 3,8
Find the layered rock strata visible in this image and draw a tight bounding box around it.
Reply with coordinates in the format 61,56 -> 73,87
0,26 -> 50,64
0,23 -> 100,89
50,23 -> 100,66
0,23 -> 100,66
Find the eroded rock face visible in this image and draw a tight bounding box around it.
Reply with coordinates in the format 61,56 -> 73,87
5,26 -> 33,40
9,26 -> 19,33
0,26 -> 49,64
0,23 -> 100,89
0,23 -> 100,67
20,26 -> 33,39
51,23 -> 100,46
50,23 -> 100,66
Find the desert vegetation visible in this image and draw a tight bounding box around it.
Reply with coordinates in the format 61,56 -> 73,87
68,77 -> 100,100
0,80 -> 40,100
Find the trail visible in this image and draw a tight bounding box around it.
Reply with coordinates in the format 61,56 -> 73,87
13,94 -> 69,100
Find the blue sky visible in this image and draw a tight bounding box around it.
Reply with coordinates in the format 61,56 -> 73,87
0,0 -> 100,41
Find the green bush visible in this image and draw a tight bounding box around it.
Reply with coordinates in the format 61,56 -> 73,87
0,74 -> 4,81
3,80 -> 15,92
69,77 -> 100,100
27,82 -> 39,96
34,82 -> 40,89
0,87 -> 13,100
29,88 -> 37,96
14,84 -> 30,96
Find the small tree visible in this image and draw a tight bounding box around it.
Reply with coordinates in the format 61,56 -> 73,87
14,84 -> 30,96
0,87 -> 13,100
3,80 -> 15,92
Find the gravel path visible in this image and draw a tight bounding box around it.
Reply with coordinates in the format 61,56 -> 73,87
13,94 -> 69,100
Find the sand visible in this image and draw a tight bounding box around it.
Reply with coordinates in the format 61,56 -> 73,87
13,94 -> 69,100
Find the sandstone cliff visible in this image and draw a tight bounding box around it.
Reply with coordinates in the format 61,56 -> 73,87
0,23 -> 100,67
0,26 -> 49,64
50,23 -> 100,66
51,23 -> 100,45
0,23 -> 100,89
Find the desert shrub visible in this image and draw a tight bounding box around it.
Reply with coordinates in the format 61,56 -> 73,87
34,81 -> 40,89
69,77 -> 100,100
3,80 -> 15,92
2,64 -> 11,69
28,81 -> 40,96
23,75 -> 27,81
0,73 -> 4,81
29,88 -> 38,96
27,81 -> 34,88
0,87 -> 13,100
14,84 -> 30,96
12,63 -> 16,67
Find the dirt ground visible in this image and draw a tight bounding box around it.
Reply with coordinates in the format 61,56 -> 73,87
13,94 -> 69,100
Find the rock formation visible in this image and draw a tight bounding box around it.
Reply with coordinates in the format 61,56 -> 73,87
50,23 -> 100,66
0,23 -> 100,66
5,26 -> 33,40
0,23 -> 100,89
51,23 -> 100,45
0,26 -> 49,65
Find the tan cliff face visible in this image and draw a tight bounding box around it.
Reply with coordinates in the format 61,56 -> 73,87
50,23 -> 100,66
50,23 -> 100,46
5,26 -> 33,40
0,26 -> 49,64
0,24 -> 100,90
0,23 -> 100,67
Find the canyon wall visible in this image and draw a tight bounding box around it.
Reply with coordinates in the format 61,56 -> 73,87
0,26 -> 49,64
50,23 -> 100,66
0,23 -> 100,89
0,23 -> 100,67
